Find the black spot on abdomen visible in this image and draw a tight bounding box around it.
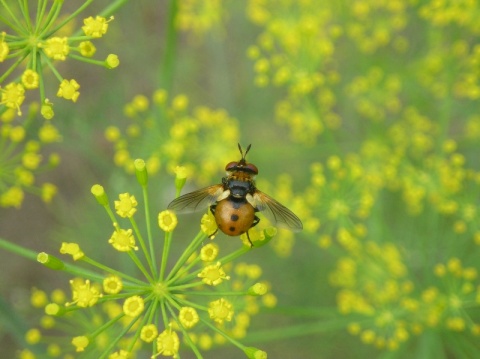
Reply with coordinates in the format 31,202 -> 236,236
231,214 -> 239,221
229,226 -> 236,232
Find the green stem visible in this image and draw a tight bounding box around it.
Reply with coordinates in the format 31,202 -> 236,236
129,216 -> 155,279
0,237 -> 37,261
165,300 -> 204,358
142,184 -> 158,276
81,256 -> 147,286
159,0 -> 178,91
159,231 -> 173,281
99,314 -> 141,359
165,230 -> 206,282
128,250 -> 154,283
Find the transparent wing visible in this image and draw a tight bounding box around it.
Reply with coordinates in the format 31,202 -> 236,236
167,184 -> 224,213
252,191 -> 303,232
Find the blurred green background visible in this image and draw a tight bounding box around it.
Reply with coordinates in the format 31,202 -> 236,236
2,0 -> 480,358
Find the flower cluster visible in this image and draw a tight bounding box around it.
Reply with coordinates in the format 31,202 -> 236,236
176,0 -> 228,40
0,0 -> 119,119
0,103 -> 60,208
105,89 -> 240,185
331,244 -> 480,352
32,160 -> 272,358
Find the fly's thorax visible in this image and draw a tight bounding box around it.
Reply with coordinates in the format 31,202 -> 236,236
224,174 -> 256,199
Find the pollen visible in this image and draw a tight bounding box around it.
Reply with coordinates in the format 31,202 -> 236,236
42,37 -> 69,60
109,228 -> 138,252
123,295 -> 145,317
59,242 -> 85,261
152,326 -> 180,358
179,307 -> 199,329
103,275 -> 123,294
208,298 -> 234,324
67,279 -> 102,308
57,79 -> 80,102
82,16 -> 114,38
158,210 -> 178,232
114,193 -> 138,218
1,82 -> 25,115
198,262 -> 230,286
140,324 -> 158,343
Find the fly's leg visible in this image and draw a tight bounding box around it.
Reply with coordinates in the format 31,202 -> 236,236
208,205 -> 218,239
246,215 -> 260,247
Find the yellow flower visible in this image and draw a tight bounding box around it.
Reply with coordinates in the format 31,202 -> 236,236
0,186 -> 24,208
200,243 -> 219,261
140,324 -> 158,343
109,350 -> 131,359
41,99 -> 54,119
109,228 -> 138,252
201,211 -> 218,237
67,279 -> 102,308
103,276 -> 123,294
0,32 -> 9,61
208,298 -> 234,324
154,327 -> 180,357
123,296 -> 145,317
71,335 -> 89,352
79,41 -> 96,57
158,210 -> 178,232
82,16 -> 114,38
179,307 -> 199,329
57,79 -> 80,102
198,262 -> 230,286
25,328 -> 41,344
60,242 -> 85,261
21,70 -> 39,89
106,54 -> 120,69
42,37 -> 69,60
1,83 -> 25,115
114,193 -> 138,218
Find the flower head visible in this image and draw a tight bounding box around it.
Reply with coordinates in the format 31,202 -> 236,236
57,79 -> 80,102
158,210 -> 178,232
0,3 -> 118,118
109,228 -> 138,252
208,298 -> 234,324
67,279 -> 102,308
42,37 -> 69,60
30,162 -> 271,357
115,193 -> 138,218
82,16 -> 113,38
198,262 -> 231,286
153,327 -> 179,358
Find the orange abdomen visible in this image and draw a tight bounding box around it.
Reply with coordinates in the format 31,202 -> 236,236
214,199 -> 255,236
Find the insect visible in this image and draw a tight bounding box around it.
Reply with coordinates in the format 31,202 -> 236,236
167,143 -> 303,246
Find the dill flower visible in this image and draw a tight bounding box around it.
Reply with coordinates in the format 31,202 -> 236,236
176,0 -> 228,41
32,159 -> 271,357
105,89 -> 240,185
0,1 -> 121,118
0,103 -> 59,208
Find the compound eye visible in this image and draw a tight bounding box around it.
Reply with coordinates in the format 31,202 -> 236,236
245,163 -> 258,174
225,161 -> 238,171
